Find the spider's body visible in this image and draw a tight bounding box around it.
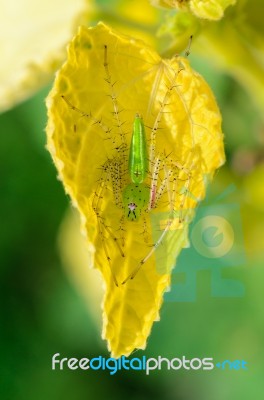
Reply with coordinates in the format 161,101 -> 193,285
62,45 -> 193,286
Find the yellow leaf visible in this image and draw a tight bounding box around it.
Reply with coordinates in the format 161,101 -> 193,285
150,0 -> 187,10
150,0 -> 236,20
46,22 -> 225,357
0,0 -> 93,112
190,0 -> 236,20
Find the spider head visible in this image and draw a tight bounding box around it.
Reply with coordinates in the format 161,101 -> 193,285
122,183 -> 149,221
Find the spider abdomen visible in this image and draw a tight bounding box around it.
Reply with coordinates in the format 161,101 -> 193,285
128,114 -> 148,184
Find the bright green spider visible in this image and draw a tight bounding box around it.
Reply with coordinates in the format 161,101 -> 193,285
61,45 -> 192,286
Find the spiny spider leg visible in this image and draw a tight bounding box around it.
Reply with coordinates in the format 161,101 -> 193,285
92,174 -> 119,287
92,163 -> 126,286
121,76 -> 194,284
148,154 -> 174,210
117,215 -> 126,247
103,45 -> 127,163
102,45 -> 130,255
172,161 -> 192,223
62,44 -> 196,287
154,166 -> 172,208
140,215 -> 149,244
61,93 -> 126,275
61,95 -> 113,139
122,162 -> 179,284
122,159 -> 192,284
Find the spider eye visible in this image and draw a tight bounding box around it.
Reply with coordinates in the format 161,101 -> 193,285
128,202 -> 137,211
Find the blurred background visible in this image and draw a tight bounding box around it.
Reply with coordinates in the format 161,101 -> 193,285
1,0 -> 264,399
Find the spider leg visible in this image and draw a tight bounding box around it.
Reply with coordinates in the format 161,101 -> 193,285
103,45 -> 127,163
61,95 -> 113,140
148,156 -> 162,210
122,157 -> 192,284
121,217 -> 174,284
92,161 -> 126,287
171,161 -> 192,223
122,164 -> 176,284
102,46 -> 128,250
148,154 -> 175,210
139,215 -> 149,244
118,214 -> 126,247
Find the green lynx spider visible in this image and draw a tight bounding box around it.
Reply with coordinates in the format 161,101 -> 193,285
62,44 -> 193,286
